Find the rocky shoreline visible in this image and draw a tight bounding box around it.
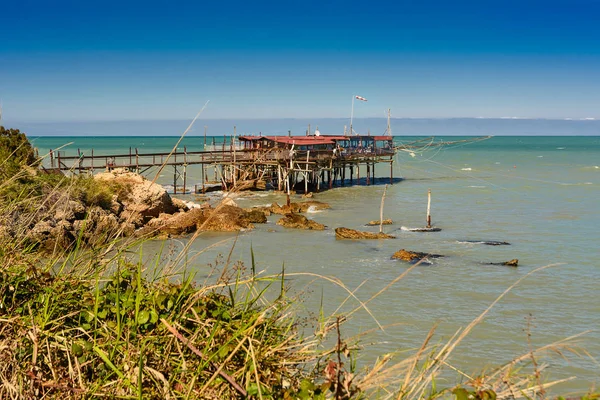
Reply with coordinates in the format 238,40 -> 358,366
6,169 -> 335,251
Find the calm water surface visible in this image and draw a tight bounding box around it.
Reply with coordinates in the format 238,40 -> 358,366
32,136 -> 600,392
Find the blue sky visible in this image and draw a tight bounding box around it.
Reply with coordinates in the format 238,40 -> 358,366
1,0 -> 600,121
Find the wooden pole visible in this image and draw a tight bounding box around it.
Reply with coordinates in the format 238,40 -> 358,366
233,126 -> 237,189
50,149 -> 54,168
204,125 -> 207,149
426,189 -> 432,228
390,160 -> 393,184
379,184 -> 388,233
173,165 -> 177,194
183,165 -> 187,194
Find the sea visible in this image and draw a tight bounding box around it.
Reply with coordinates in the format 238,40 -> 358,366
23,120 -> 600,393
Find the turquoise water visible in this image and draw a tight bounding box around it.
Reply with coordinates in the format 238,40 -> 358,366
30,135 -> 600,391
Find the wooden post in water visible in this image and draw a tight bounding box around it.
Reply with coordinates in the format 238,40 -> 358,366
183,146 -> 188,193
204,125 -> 207,149
366,163 -> 370,185
173,165 -> 178,194
349,165 -> 353,185
379,184 -> 388,233
426,189 -> 432,228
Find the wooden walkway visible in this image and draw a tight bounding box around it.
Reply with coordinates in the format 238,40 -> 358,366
49,144 -> 396,194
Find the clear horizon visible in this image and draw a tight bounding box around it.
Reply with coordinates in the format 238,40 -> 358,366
1,0 -> 600,122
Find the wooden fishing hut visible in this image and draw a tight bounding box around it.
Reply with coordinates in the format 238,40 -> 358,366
237,133 -> 395,194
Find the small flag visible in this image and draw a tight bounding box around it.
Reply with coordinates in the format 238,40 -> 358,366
355,95 -> 368,102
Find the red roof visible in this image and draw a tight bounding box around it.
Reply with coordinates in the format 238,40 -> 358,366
238,134 -> 392,144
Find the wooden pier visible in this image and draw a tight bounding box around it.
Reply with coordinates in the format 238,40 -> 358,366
49,134 -> 397,194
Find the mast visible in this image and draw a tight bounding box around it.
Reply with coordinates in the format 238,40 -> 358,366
386,108 -> 392,136
350,95 -> 355,135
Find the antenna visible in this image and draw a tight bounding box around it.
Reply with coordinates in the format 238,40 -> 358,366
386,108 -> 392,136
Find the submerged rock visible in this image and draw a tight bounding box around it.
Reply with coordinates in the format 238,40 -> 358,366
365,219 -> 393,226
487,259 -> 519,267
391,249 -> 444,263
458,240 -> 511,246
277,213 -> 325,230
335,227 -> 395,240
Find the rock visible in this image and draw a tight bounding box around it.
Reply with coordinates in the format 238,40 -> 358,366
221,197 -> 238,207
119,222 -> 136,236
277,213 -> 325,230
245,209 -> 268,224
46,220 -> 75,250
158,208 -> 205,235
55,200 -> 86,222
487,259 -> 519,267
95,170 -> 177,220
109,195 -> 123,215
297,200 -> 330,213
365,219 -> 393,226
171,197 -> 190,212
196,205 -> 254,232
392,249 -> 444,263
335,227 -> 395,239
302,192 -> 314,198
459,240 -> 510,246
27,220 -> 55,243
119,209 -> 144,228
270,200 -> 330,215
245,206 -> 271,217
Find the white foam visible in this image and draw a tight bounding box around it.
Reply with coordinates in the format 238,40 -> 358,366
306,205 -> 322,213
468,185 -> 486,188
556,147 -> 565,150
461,167 -> 472,171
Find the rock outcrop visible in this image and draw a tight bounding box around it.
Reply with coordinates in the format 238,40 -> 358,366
391,249 -> 444,263
270,201 -> 330,215
95,169 -> 178,223
335,227 -> 395,240
277,213 -> 325,230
